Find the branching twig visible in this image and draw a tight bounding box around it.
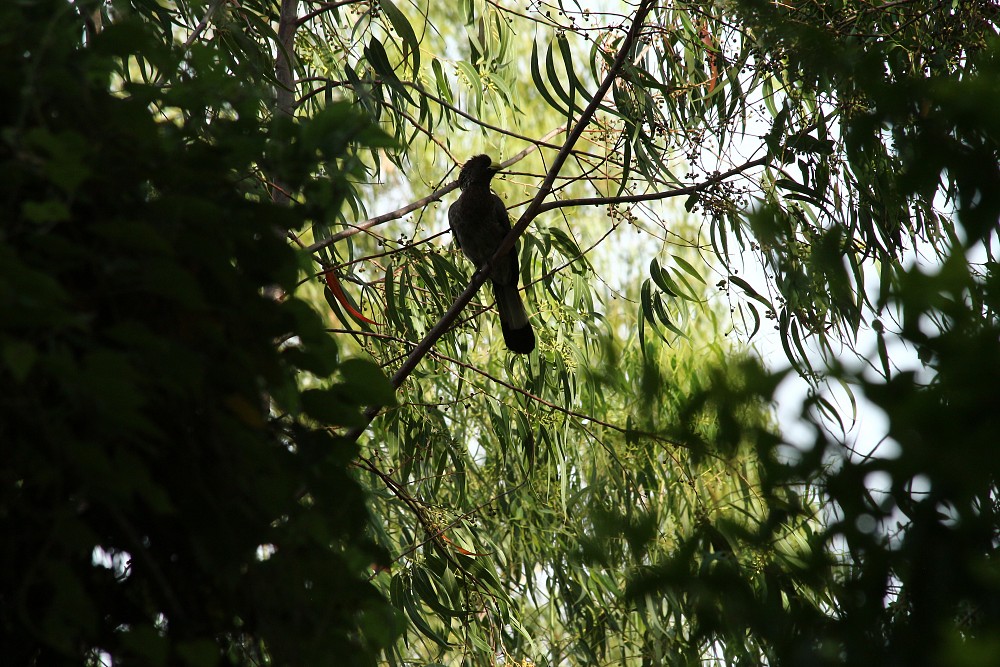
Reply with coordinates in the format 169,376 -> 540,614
182,0 -> 226,49
535,156 -> 769,214
296,0 -> 364,27
329,327 -> 687,450
305,128 -> 563,254
306,189 -> 448,254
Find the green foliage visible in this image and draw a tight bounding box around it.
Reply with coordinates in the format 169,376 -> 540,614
615,3 -> 1000,665
274,0 -> 1000,662
6,0 -> 1000,666
1,2 -> 397,664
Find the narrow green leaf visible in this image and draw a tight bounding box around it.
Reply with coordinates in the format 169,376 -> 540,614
649,259 -> 677,297
545,37 -> 574,111
490,71 -> 516,107
745,302 -> 761,339
412,567 -> 465,618
389,572 -> 407,609
876,328 -> 891,379
380,0 -> 420,74
728,274 -> 772,308
455,60 -> 482,111
431,58 -> 454,105
559,32 -> 592,98
548,227 -> 583,260
365,36 -> 416,106
672,254 -> 706,284
531,39 -> 568,115
403,589 -> 451,647
775,177 -> 817,198
384,259 -> 399,327
653,295 -> 689,340
640,280 -> 668,344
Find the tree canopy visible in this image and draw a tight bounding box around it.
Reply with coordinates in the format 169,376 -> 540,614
3,0 -> 999,666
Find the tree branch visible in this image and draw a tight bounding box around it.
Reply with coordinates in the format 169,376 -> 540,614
304,128 -> 563,254
536,156 -> 769,214
272,0 -> 299,206
331,328 -> 685,450
296,0 -> 364,27
182,0 -> 226,49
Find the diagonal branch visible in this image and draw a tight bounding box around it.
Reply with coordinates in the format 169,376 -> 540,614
182,0 -> 226,49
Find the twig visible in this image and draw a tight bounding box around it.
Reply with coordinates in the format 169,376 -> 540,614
182,0 -> 226,49
304,127 -> 563,254
535,156 -> 769,214
296,0 -> 364,26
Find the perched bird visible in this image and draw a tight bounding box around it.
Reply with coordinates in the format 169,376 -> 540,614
448,155 -> 536,354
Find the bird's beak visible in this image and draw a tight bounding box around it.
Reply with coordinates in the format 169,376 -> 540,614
489,160 -> 502,173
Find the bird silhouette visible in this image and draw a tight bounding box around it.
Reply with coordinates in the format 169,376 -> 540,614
448,155 -> 535,354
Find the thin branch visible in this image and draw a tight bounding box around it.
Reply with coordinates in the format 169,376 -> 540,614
420,346 -> 687,450
182,0 -> 226,49
354,452 -> 504,595
307,189 -> 447,255
272,0 -> 299,206
295,76 -> 622,170
329,328 -> 686,450
304,128 -> 563,254
296,0 -> 364,26
535,156 -> 770,214
386,482 -> 527,568
396,106 -> 458,162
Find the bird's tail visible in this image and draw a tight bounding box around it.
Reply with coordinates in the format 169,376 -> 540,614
492,281 -> 535,354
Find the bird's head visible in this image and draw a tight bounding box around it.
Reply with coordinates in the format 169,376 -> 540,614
457,154 -> 501,190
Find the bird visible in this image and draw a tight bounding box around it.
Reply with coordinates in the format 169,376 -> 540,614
448,155 -> 536,354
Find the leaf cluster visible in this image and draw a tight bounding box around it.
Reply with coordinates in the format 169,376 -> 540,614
616,3 -> 1000,665
1,3 -> 397,665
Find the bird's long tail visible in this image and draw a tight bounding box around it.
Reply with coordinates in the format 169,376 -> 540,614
492,281 -> 535,354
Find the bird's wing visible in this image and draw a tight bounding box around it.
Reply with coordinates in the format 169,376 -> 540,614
447,200 -> 463,252
489,192 -> 512,232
